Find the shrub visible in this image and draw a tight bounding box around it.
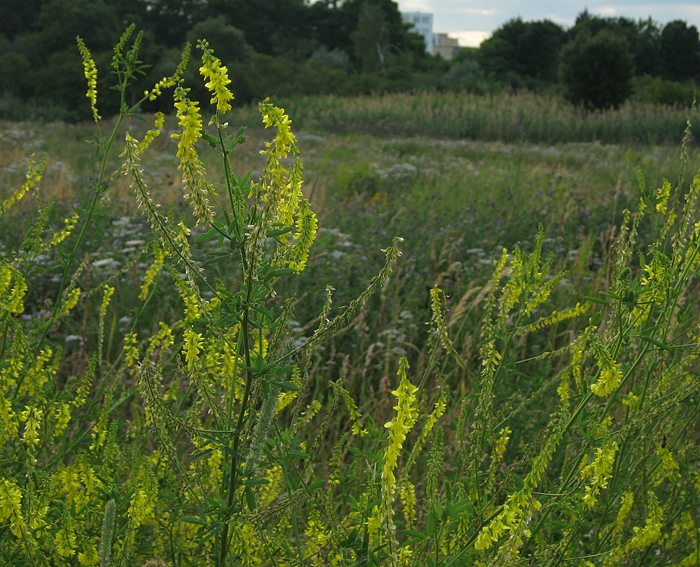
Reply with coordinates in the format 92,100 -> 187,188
560,30 -> 634,110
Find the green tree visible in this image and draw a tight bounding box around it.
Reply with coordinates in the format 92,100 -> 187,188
560,30 -> 634,110
189,17 -> 251,64
0,0 -> 45,39
660,20 -> 700,81
352,1 -> 389,72
634,18 -> 662,77
479,18 -> 565,87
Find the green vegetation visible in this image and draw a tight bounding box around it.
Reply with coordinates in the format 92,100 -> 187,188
2,1 -> 700,119
0,28 -> 699,567
256,91 -> 700,144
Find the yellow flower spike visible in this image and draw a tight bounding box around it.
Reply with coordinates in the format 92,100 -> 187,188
580,440 -> 619,508
127,487 -> 155,529
144,43 -> 191,101
61,287 -> 81,317
172,87 -> 202,165
1,264 -> 28,316
137,112 -> 165,155
198,39 -> 234,118
77,542 -> 99,566
76,36 -> 100,122
100,285 -> 115,322
46,212 -> 80,250
183,328 -> 204,369
21,406 -> 43,449
0,477 -> 26,539
614,491 -> 634,539
139,243 -> 166,301
399,479 -> 417,529
655,179 -> 671,215
123,331 -> 139,370
56,522 -> 78,557
172,87 -> 214,226
288,201 -> 318,273
0,154 -> 45,215
624,491 -> 664,554
381,357 -> 419,555
653,446 -> 680,487
590,341 -> 623,398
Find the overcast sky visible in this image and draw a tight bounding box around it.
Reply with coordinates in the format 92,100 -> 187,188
396,1 -> 700,47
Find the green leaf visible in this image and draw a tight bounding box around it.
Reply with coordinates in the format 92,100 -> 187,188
201,130 -> 219,148
637,333 -> 671,350
426,509 -> 436,536
263,267 -> 297,281
279,381 -> 301,392
183,515 -> 208,525
288,449 -> 309,459
267,226 -> 294,238
244,486 -> 257,512
194,226 -> 222,243
445,499 -> 471,517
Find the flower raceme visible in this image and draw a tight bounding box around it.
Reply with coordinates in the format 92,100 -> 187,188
198,39 -> 234,117
76,36 -> 100,122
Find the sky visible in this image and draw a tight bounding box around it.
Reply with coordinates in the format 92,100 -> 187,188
396,1 -> 700,47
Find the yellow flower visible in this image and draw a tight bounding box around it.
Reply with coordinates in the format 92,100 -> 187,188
76,36 -> 100,122
183,328 -> 204,369
0,478 -> 25,539
61,287 -> 82,317
580,440 -> 619,508
198,40 -> 234,116
144,43 -> 191,101
171,88 -> 213,226
137,112 -> 165,154
56,523 -> 77,557
139,243 -> 166,301
46,213 -> 80,249
0,154 -> 45,215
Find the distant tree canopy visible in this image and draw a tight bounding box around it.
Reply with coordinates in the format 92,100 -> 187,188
560,30 -> 634,110
479,18 -> 566,87
0,1 -> 698,119
659,20 -> 700,81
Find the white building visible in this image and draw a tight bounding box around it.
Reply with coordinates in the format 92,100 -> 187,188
401,11 -> 434,53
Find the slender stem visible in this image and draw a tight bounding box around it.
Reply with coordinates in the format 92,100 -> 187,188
54,112 -> 124,313
217,118 -> 257,566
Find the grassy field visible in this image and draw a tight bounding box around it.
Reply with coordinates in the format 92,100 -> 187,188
1,56 -> 699,566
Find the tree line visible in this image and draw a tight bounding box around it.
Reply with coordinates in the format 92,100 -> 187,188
1,1 -> 698,120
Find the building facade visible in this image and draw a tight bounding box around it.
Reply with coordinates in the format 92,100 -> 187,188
401,12 -> 460,60
401,11 -> 434,53
433,33 -> 460,60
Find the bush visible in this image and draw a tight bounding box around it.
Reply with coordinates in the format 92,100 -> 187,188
560,30 -> 634,110
632,75 -> 698,107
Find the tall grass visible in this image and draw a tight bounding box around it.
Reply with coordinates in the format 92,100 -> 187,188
0,29 -> 698,566
243,91 -> 700,145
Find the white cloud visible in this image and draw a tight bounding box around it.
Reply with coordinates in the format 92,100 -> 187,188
399,0 -> 433,11
459,8 -> 498,16
451,30 -> 492,47
596,6 -> 620,16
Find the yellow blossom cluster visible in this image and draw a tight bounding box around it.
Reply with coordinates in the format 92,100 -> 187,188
580,440 -> 619,508
76,36 -> 100,122
198,40 -> 234,116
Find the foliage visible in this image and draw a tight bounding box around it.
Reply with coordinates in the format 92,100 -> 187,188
659,20 -> 700,82
479,18 -> 565,87
560,30 -> 634,110
3,4 -> 700,120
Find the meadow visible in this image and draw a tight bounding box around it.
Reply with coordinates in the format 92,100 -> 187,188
0,30 -> 698,566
